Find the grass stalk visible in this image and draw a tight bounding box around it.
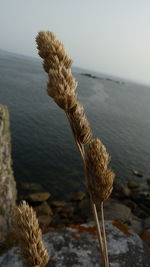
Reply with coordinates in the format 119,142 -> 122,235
36,31 -> 115,267
66,113 -> 107,266
100,202 -> 109,267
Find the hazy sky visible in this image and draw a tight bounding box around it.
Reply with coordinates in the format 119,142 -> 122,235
0,0 -> 150,85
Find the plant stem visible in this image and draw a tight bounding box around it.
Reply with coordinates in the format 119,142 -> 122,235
100,202 -> 109,267
80,149 -> 107,267
92,202 -> 106,266
66,111 -> 108,266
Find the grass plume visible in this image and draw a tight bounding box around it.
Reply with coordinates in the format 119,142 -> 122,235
36,31 -> 92,144
13,201 -> 49,267
86,138 -> 115,203
36,30 -> 115,267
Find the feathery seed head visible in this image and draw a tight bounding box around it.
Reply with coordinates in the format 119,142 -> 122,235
36,31 -> 72,69
13,201 -> 49,267
86,139 -> 115,203
69,102 -> 92,144
36,31 -> 78,111
36,30 -> 92,143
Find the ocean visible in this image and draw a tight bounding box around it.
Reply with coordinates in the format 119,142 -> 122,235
0,50 -> 150,200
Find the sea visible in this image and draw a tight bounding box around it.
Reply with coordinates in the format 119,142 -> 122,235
0,50 -> 150,200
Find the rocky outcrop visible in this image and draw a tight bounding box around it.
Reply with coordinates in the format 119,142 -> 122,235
0,221 -> 149,266
0,105 -> 17,242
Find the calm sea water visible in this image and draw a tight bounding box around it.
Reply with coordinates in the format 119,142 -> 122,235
0,50 -> 150,200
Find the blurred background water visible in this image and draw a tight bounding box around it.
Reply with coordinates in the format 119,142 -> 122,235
0,50 -> 150,200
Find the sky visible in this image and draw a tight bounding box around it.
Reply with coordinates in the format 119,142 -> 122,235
0,0 -> 150,85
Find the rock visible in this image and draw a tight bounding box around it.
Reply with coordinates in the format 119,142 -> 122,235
147,179 -> 150,186
103,199 -> 132,222
81,73 -> 97,79
127,215 -> 143,234
0,221 -> 150,266
38,215 -> 52,228
53,207 -> 64,214
78,198 -> 92,220
34,201 -> 53,216
25,192 -> 51,202
60,205 -> 75,218
131,192 -> 150,218
0,105 -> 17,242
71,191 -> 86,201
50,204 -> 75,227
112,183 -> 131,198
123,199 -> 137,212
50,201 -> 66,207
144,217 -> 150,230
132,170 -> 144,177
128,181 -> 140,189
140,229 -> 150,247
20,182 -> 44,191
51,215 -> 74,228
133,206 -> 149,220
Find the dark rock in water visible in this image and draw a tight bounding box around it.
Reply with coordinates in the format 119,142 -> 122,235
50,201 -> 66,207
130,191 -> 150,219
131,192 -> 150,209
105,77 -> 125,85
71,191 -> 86,201
80,73 -> 97,79
78,198 -> 92,220
133,207 -> 149,220
103,199 -> 132,222
128,181 -> 140,189
147,179 -> 150,186
34,201 -> 53,216
25,192 -> 51,202
0,221 -> 149,267
144,217 -> 150,230
38,215 -> 53,228
60,205 -> 75,219
123,199 -> 137,212
20,182 -> 44,191
132,170 -> 144,177
112,183 -> 131,198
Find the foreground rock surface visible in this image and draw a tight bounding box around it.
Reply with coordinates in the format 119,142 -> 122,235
0,221 -> 149,267
0,105 -> 17,242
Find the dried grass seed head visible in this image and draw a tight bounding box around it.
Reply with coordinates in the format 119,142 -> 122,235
69,102 -> 92,144
86,139 -> 115,203
36,30 -> 92,142
13,201 -> 49,267
36,31 -> 72,70
36,31 -> 78,111
47,67 -> 77,97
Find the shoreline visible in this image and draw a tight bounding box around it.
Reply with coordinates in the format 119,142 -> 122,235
0,180 -> 149,257
20,180 -> 150,244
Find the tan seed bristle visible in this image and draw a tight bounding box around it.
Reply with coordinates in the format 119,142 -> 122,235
86,139 -> 115,203
13,201 -> 49,267
36,31 -> 78,111
69,102 -> 92,144
36,31 -> 92,144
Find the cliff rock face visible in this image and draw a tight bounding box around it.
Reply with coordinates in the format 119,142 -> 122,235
0,105 -> 17,242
